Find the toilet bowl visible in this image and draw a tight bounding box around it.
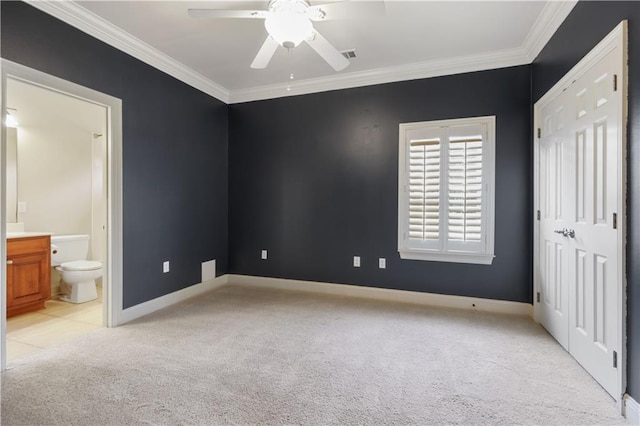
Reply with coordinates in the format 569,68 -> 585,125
55,260 -> 102,303
51,235 -> 103,304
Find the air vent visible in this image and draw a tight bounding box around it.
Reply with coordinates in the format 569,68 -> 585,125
341,49 -> 357,59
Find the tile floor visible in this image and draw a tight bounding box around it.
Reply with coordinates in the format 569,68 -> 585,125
6,290 -> 103,364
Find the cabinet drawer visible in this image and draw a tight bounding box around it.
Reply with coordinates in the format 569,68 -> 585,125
7,235 -> 50,256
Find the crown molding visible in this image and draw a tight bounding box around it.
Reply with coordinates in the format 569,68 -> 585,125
25,0 -> 576,105
229,47 -> 529,103
230,1 -> 576,103
25,0 -> 230,103
522,0 -> 578,62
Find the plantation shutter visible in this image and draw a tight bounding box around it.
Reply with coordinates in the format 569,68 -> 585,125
448,135 -> 483,242
399,116 -> 494,264
408,138 -> 441,241
445,123 -> 487,253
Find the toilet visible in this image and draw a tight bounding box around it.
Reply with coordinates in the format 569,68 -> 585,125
51,234 -> 102,303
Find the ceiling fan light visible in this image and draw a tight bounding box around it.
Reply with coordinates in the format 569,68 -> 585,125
264,13 -> 313,48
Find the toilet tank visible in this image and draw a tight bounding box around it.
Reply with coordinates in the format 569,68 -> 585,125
51,234 -> 90,266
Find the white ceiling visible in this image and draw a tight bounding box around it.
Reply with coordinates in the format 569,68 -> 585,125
31,1 -> 577,103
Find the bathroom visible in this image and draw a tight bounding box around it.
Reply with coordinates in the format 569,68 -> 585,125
5,78 -> 108,363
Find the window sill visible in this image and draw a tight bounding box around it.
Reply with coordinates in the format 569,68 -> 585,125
399,250 -> 495,265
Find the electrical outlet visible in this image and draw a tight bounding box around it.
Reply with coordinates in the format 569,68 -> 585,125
379,258 -> 386,269
353,256 -> 360,267
163,261 -> 170,273
261,250 -> 268,260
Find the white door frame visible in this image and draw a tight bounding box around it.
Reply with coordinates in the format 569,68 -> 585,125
533,21 -> 628,406
0,59 -> 124,371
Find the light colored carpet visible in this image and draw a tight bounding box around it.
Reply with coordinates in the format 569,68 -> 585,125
1,283 -> 627,425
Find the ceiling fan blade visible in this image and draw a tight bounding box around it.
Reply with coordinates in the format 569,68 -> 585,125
305,30 -> 349,71
251,36 -> 280,69
307,1 -> 385,21
188,9 -> 269,19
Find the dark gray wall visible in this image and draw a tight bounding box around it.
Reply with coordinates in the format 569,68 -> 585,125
229,66 -> 532,303
532,0 -> 640,401
1,1 -> 229,308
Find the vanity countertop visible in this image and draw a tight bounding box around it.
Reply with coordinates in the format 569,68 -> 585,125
7,232 -> 53,239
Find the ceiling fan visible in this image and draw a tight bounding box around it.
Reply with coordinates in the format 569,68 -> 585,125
188,0 -> 385,72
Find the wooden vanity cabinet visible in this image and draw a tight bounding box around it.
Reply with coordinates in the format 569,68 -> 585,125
6,235 -> 51,317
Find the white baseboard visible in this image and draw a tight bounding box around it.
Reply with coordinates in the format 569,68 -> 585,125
226,274 -> 533,316
625,394 -> 640,425
117,274 -> 532,325
118,275 -> 228,324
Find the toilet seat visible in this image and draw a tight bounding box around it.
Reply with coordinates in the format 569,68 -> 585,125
59,260 -> 102,271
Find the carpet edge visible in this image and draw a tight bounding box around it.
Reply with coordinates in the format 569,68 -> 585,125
119,275 -> 229,324
227,274 -> 533,317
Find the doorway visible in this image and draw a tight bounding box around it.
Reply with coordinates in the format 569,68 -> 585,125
5,78 -> 106,363
533,22 -> 627,403
1,60 -> 124,370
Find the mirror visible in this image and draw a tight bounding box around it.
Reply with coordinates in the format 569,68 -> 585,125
6,127 -> 17,223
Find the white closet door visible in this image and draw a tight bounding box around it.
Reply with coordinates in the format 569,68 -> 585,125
566,50 -> 620,397
536,42 -> 622,399
538,94 -> 571,350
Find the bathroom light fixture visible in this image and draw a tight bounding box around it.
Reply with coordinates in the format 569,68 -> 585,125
5,108 -> 18,128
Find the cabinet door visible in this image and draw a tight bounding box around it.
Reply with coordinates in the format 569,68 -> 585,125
7,253 -> 49,308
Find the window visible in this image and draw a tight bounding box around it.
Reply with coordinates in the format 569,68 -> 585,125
398,116 -> 495,264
